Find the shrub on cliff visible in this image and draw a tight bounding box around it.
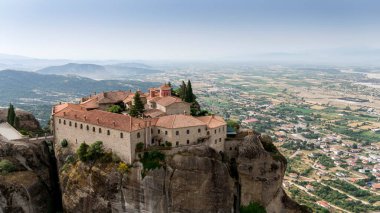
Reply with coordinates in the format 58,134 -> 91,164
77,142 -> 89,161
0,159 -> 16,174
240,202 -> 266,213
61,139 -> 68,148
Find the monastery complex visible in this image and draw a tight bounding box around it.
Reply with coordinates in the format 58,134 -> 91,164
52,83 -> 227,163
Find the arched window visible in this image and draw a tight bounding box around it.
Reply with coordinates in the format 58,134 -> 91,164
214,129 -> 216,134
137,132 -> 141,138
99,128 -> 102,133
107,130 -> 110,135
176,141 -> 179,146
198,128 -> 201,133
63,120 -> 66,125
120,132 -> 123,138
75,122 -> 77,128
86,125 -> 89,130
214,139 -> 217,144
187,140 -> 190,144
69,121 -> 72,126
165,131 -> 168,135
176,131 -> 179,135
187,130 -> 190,134
93,127 -> 95,132
80,124 -> 83,129
59,119 -> 61,124
219,138 -> 221,142
158,129 -> 160,134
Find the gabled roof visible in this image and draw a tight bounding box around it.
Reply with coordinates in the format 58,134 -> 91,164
53,104 -> 146,132
143,109 -> 166,118
155,96 -> 188,107
155,114 -> 206,129
195,115 -> 226,128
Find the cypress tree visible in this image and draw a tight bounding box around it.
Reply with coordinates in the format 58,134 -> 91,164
130,92 -> 145,117
185,80 -> 195,103
179,81 -> 187,101
7,104 -> 16,127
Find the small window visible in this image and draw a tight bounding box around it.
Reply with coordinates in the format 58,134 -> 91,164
80,124 -> 83,129
207,131 -> 210,135
120,133 -> 123,138
229,147 -> 232,150
63,120 -> 66,125
107,130 -> 110,135
176,141 -> 179,146
198,128 -> 201,133
59,119 -> 61,124
75,122 -> 77,128
219,138 -> 221,142
187,130 -> 190,134
165,131 -> 168,135
187,140 -> 190,144
214,129 -> 216,134
219,128 -> 221,133
176,131 -> 179,135
137,132 -> 141,138
158,129 -> 160,134
215,139 -> 217,144
151,129 -> 153,134
99,128 -> 102,133
86,125 -> 89,130
93,127 -> 95,132
69,121 -> 72,126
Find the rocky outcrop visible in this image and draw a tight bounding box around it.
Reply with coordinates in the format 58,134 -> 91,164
0,108 -> 40,131
57,133 -> 307,213
0,138 -> 60,212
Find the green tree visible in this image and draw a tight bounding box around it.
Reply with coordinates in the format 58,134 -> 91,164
107,105 -> 123,113
178,81 -> 187,100
77,142 -> 89,162
7,103 -> 17,128
129,92 -> 145,117
86,141 -> 105,161
185,80 -> 195,103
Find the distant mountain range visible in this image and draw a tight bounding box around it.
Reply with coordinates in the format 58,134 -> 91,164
0,69 -> 158,124
36,63 -> 161,79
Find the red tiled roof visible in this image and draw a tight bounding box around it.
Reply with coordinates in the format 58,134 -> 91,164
155,96 -> 186,107
54,104 -> 146,132
143,109 -> 166,118
195,115 -> 226,128
155,114 -> 206,129
159,84 -> 171,90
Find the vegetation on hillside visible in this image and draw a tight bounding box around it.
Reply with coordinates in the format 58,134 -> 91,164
7,103 -> 19,128
240,202 -> 266,213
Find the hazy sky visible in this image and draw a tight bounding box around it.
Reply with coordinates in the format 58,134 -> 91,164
0,0 -> 379,61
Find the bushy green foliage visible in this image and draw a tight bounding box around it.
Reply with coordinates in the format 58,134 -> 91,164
165,141 -> 172,147
318,155 -> 335,169
140,150 -> 165,171
0,159 -> 16,174
77,141 -> 107,162
240,202 -> 266,213
135,142 -> 144,152
60,139 -> 68,148
107,105 -> 123,113
77,142 -> 89,161
260,134 -> 277,153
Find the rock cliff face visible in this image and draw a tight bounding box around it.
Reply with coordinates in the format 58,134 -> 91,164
57,133 -> 307,213
0,109 -> 41,131
0,138 -> 61,213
